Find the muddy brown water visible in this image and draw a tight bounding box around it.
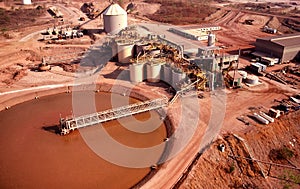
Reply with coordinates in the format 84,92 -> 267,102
0,92 -> 166,189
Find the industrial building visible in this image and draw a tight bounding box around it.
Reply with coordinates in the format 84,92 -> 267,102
105,23 -> 240,92
193,24 -> 221,35
168,28 -> 205,41
254,33 -> 300,63
181,24 -> 221,34
169,25 -> 221,42
42,0 -> 239,92
106,26 -> 208,91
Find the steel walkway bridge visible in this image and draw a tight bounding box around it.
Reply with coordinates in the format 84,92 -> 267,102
59,97 -> 169,135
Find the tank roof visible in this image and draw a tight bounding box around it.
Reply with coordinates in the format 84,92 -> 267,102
103,3 -> 127,16
247,75 -> 258,79
228,71 -> 243,80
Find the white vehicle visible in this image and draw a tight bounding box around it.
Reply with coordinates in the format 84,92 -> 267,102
77,31 -> 84,37
64,31 -> 72,38
263,26 -> 277,34
72,31 -> 77,38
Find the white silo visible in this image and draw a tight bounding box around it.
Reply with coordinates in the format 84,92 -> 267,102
103,3 -> 127,34
129,64 -> 144,84
22,0 -> 31,5
208,33 -> 215,46
146,63 -> 161,83
117,43 -> 134,63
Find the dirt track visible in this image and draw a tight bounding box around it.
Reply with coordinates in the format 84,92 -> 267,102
212,9 -> 276,51
181,110 -> 300,189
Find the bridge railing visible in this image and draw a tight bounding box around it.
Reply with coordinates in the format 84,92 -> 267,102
59,97 -> 168,135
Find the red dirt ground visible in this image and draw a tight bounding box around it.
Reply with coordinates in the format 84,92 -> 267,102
0,0 -> 299,188
181,110 -> 300,189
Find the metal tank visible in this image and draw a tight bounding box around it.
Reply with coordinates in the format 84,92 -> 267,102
146,63 -> 162,83
103,3 -> 127,34
117,43 -> 134,63
163,64 -> 172,85
246,75 -> 258,85
129,63 -> 144,84
172,69 -> 186,89
22,0 -> 31,5
110,40 -> 118,60
208,33 -> 215,47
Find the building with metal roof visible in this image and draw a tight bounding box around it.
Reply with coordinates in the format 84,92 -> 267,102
254,33 -> 300,63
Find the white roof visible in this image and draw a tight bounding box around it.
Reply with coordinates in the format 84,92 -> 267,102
103,3 -> 127,16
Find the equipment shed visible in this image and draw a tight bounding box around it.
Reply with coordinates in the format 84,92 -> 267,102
255,33 -> 300,63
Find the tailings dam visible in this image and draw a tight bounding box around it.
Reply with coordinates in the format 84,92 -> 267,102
0,91 -> 167,189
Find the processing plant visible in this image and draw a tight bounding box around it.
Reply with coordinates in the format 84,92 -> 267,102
104,24 -> 240,93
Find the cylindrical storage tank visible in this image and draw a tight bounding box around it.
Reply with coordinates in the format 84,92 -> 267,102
146,63 -> 161,83
208,33 -> 215,47
103,3 -> 127,34
117,43 -> 134,63
238,71 -> 248,80
253,113 -> 269,125
129,63 -> 144,84
110,41 -> 118,60
22,0 -> 31,5
259,112 -> 274,123
163,64 -> 172,85
246,75 -> 258,85
172,69 -> 186,88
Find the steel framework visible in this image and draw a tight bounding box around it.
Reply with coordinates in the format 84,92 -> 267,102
59,97 -> 168,135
